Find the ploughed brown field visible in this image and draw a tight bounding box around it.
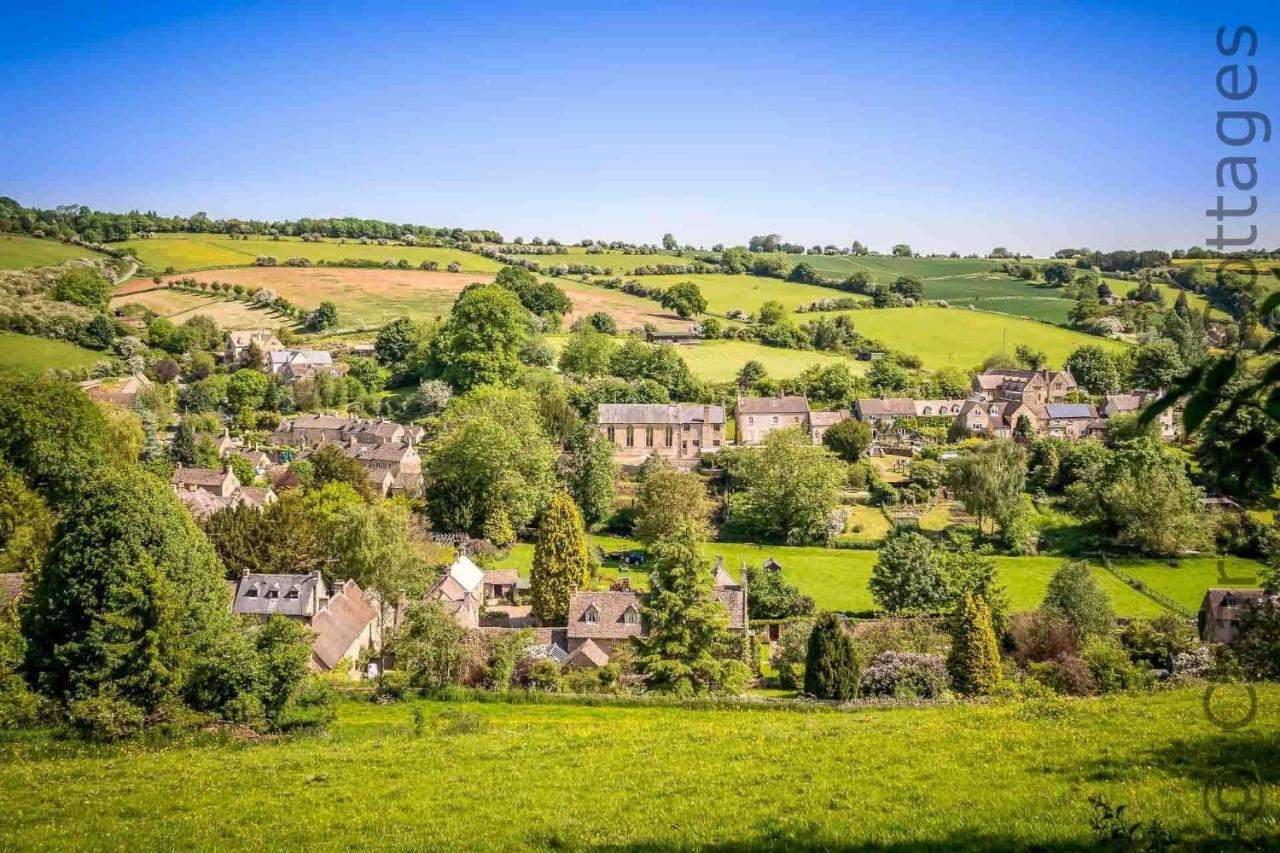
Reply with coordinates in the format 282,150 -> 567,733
116,267 -> 688,331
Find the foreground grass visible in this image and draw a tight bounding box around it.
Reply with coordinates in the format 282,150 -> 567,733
0,234 -> 98,270
0,333 -> 104,373
2,688 -> 1276,850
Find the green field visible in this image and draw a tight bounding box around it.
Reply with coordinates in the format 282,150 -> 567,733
1114,556 -> 1263,611
0,333 -> 105,374
3,688 -> 1275,850
119,233 -> 504,274
676,339 -> 866,382
788,253 -> 1000,281
500,248 -> 688,275
504,534 -> 1221,617
0,234 -> 98,270
840,306 -> 1126,369
616,271 -> 866,317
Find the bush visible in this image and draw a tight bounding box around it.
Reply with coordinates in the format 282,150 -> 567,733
1025,655 -> 1096,696
275,679 -> 338,732
374,670 -> 411,701
860,651 -> 948,699
525,659 -> 564,692
222,693 -> 267,729
67,692 -> 146,742
1083,641 -> 1150,694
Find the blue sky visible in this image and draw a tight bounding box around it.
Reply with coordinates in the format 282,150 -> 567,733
1,0 -> 1277,254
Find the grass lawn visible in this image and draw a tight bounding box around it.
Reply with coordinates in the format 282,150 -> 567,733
1112,556 -> 1263,611
625,272 -> 868,316
675,339 -> 866,382
2,688 -> 1275,850
119,234 -> 504,274
0,333 -> 104,373
842,306 -> 1127,369
788,253 -> 1000,281
0,234 -> 98,270
505,535 -> 1174,617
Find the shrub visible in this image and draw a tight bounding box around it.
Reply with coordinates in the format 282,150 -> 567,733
525,659 -> 564,692
946,592 -> 1002,695
67,692 -> 146,742
1025,655 -> 1096,696
804,613 -> 859,700
275,679 -> 337,732
222,693 -> 267,729
860,651 -> 948,699
374,670 -> 411,701
1009,610 -> 1078,665
1082,639 -> 1151,693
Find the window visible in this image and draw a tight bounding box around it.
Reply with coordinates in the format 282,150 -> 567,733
713,423 -> 721,432
665,426 -> 673,447
645,427 -> 654,447
244,587 -> 259,598
584,606 -> 598,623
713,439 -> 721,447
772,416 -> 779,424
266,589 -> 279,600
622,607 -> 640,625
286,589 -> 299,600
606,426 -> 615,443
748,416 -> 755,425
625,426 -> 634,448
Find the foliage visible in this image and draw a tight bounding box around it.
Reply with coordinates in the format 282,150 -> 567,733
773,618 -> 813,689
558,328 -> 616,377
374,317 -> 421,368
560,425 -> 615,528
1065,345 -> 1121,395
944,440 -> 1026,535
732,428 -> 844,545
946,592 -> 1002,695
431,284 -> 529,390
638,523 -> 747,695
742,565 -> 814,620
424,386 -> 557,535
495,265 -> 571,318
660,281 -> 708,318
1081,638 -> 1151,694
0,375 -> 110,504
803,612 -> 859,700
861,651 -> 948,699
869,529 -> 949,614
1042,561 -> 1114,643
52,266 -> 112,311
309,443 -> 378,502
633,458 -> 711,545
395,601 -> 468,692
530,492 -> 590,624
0,464 -> 55,576
821,417 -> 871,462
1232,598 -> 1280,681
1117,615 -> 1197,671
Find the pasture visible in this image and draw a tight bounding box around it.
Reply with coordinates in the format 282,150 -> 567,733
620,272 -> 867,316
501,248 -> 687,275
676,339 -> 865,382
839,306 -> 1126,369
111,289 -> 290,329
789,253 -> 1002,281
0,333 -> 105,373
125,267 -> 686,331
504,534 -> 1209,617
3,688 -> 1274,850
119,234 -> 504,274
0,234 -> 98,270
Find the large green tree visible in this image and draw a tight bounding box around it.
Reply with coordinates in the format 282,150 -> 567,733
734,428 -> 844,544
1042,561 -> 1115,643
659,281 -> 708,318
869,529 -> 950,614
633,457 -> 712,545
0,376 -> 111,504
1066,345 -> 1122,395
424,386 -> 557,535
638,522 -> 746,695
944,439 -> 1027,535
560,425 -> 615,528
530,492 -> 589,624
432,284 -> 530,390
821,417 -> 872,462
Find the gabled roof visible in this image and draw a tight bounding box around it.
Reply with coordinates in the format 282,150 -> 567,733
1104,393 -> 1144,413
310,580 -> 378,670
1200,588 -> 1273,613
856,398 -> 916,417
736,395 -> 810,415
597,403 -> 725,425
447,555 -> 485,595
712,556 -> 738,589
809,410 -> 850,427
567,638 -> 611,668
484,569 -> 519,586
567,591 -> 645,640
233,572 -> 326,618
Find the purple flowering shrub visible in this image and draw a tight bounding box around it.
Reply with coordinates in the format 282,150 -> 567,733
860,651 -> 949,699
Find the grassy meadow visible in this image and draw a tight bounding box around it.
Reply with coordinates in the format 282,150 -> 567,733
0,234 -> 99,270
615,271 -> 869,316
842,306 -> 1126,369
0,333 -> 105,373
120,233 -> 504,274
502,533 -> 1238,618
2,688 -> 1275,850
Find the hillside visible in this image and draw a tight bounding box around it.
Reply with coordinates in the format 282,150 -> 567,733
0,234 -> 101,270
0,333 -> 105,373
3,688 -> 1275,850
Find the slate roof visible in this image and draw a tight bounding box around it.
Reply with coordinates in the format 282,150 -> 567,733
567,591 -> 645,640
567,638 -> 611,668
1044,403 -> 1096,419
715,588 -> 748,630
856,398 -> 916,417
712,556 -> 738,589
233,572 -> 326,618
736,396 -> 810,415
597,403 -> 725,425
484,569 -> 519,586
172,467 -> 234,488
1105,393 -> 1143,413
809,410 -> 850,427
310,580 -> 378,671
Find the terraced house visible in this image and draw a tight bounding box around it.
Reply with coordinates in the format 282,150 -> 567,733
597,403 -> 725,467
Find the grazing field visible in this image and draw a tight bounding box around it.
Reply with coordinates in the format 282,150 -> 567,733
500,249 -> 687,275
788,253 -> 1001,281
0,333 -> 104,373
128,267 -> 685,331
119,234 -> 504,274
619,272 -> 868,316
841,306 -> 1126,369
3,688 -> 1275,851
0,234 -> 98,270
675,339 -> 865,382
945,295 -> 1074,324
1113,556 -> 1262,611
507,535 -> 1187,617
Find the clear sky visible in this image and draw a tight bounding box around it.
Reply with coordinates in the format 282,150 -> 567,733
1,0 -> 1277,255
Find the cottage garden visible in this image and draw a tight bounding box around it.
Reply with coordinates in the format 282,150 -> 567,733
1,204 -> 1279,848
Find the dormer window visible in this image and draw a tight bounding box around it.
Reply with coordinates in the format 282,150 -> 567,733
266,589 -> 280,600
584,605 -> 598,623
622,607 -> 640,625
286,589 -> 299,600
244,587 -> 259,598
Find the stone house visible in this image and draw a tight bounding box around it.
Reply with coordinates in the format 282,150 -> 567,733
172,466 -> 239,498
853,398 -> 966,437
955,399 -> 1041,439
735,396 -> 810,445
597,403 -> 725,466
428,555 -> 485,630
225,330 -> 284,365
483,570 -> 519,603
808,410 -> 851,444
1042,402 -> 1098,439
1198,589 -> 1275,644
972,368 -> 1076,407
268,349 -> 349,384
1103,392 -> 1177,439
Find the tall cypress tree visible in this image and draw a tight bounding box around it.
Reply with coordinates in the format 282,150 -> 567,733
804,612 -> 859,700
530,492 -> 588,624
946,592 -> 1002,695
637,521 -> 740,694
